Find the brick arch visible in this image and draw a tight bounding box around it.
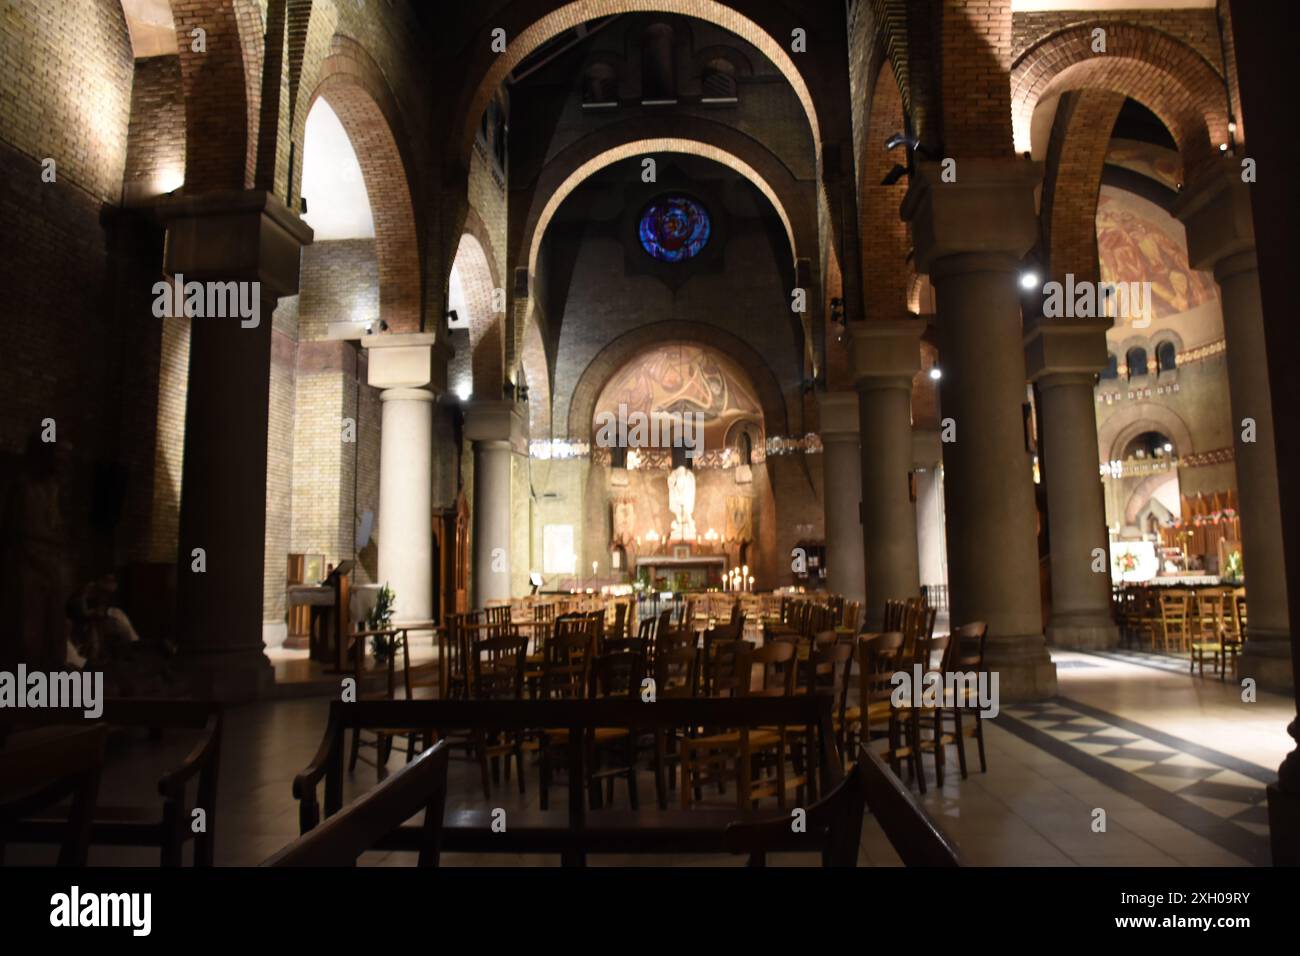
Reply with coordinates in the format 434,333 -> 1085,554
521,134 -> 803,286
451,0 -> 822,170
1012,23 -> 1229,180
452,209 -> 504,397
308,48 -> 423,333
858,58 -> 910,322
519,318 -> 552,440
566,322 -> 790,443
1040,88 -> 1126,285
1099,404 -> 1195,465
165,0 -> 263,192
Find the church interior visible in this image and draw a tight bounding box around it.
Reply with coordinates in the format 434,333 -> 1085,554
2,0 -> 1299,878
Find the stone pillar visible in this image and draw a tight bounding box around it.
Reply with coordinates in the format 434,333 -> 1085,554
902,160 -> 1057,700
1177,167 -> 1291,690
363,334 -> 446,625
159,191 -> 313,699
465,401 -> 523,607
1026,318 -> 1119,649
850,321 -> 924,628
912,429 -> 948,597
818,392 -> 865,606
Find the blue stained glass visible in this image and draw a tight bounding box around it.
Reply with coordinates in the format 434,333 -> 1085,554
639,196 -> 711,262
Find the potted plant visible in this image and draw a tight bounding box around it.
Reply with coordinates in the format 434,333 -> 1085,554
367,583 -> 397,663
1222,551 -> 1244,585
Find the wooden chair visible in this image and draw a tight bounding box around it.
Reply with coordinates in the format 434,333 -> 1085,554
859,746 -> 962,866
681,642 -> 794,810
722,742 -> 870,867
1158,590 -> 1191,653
586,650 -> 645,809
651,646 -> 699,809
700,615 -> 746,697
939,622 -> 989,777
1,700 -> 223,866
535,622 -> 596,810
843,632 -> 906,761
0,724 -> 108,866
347,627 -> 412,779
605,601 -> 629,642
469,634 -> 528,799
899,631 -> 953,792
265,740 -> 450,867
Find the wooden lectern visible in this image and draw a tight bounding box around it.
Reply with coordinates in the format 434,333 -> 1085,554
301,560 -> 353,671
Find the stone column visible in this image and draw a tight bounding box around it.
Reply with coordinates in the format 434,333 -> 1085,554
850,321 -> 924,628
912,429 -> 948,597
465,401 -> 523,607
159,191 -> 313,699
1177,167 -> 1291,690
363,334 -> 445,625
902,160 -> 1057,700
1026,318 -> 1120,649
818,392 -> 865,606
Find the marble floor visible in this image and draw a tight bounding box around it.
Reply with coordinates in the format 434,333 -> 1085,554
5,647 -> 1293,867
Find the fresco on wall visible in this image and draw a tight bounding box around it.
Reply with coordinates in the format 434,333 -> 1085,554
593,343 -> 763,454
1096,185 -> 1217,324
1105,139 -> 1181,192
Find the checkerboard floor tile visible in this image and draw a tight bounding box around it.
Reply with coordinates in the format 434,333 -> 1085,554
1001,699 -> 1271,855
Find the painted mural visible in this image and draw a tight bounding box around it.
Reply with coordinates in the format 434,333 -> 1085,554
1096,185 -> 1217,324
593,343 -> 763,454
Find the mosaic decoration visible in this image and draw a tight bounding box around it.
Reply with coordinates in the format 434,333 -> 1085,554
638,196 -> 711,262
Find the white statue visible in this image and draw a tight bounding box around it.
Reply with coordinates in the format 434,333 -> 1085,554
667,465 -> 697,541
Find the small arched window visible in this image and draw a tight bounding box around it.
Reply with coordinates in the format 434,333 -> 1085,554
1100,353 -> 1119,381
701,58 -> 737,102
642,24 -> 676,103
1126,347 -> 1148,380
1156,341 -> 1177,373
738,431 -> 753,466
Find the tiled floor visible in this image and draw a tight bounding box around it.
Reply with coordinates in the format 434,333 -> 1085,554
5,646 -> 1293,867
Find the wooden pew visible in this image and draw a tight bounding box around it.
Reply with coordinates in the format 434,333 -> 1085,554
0,700 -> 223,866
0,724 -> 109,866
294,697 -> 844,865
858,745 -> 963,866
264,740 -> 450,867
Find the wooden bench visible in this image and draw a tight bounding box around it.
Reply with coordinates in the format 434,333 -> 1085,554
294,697 -> 845,865
858,746 -> 963,866
0,724 -> 109,866
264,740 -> 451,867
0,700 -> 223,866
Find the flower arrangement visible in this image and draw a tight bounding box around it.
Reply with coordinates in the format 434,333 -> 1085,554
1222,551 -> 1244,584
1113,550 -> 1138,574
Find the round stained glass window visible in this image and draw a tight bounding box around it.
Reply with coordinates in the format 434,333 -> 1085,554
639,196 -> 711,262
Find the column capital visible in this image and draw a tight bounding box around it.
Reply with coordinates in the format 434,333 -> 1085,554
850,319 -> 924,387
816,390 -> 859,438
1174,161 -> 1255,272
362,333 -> 450,395
1024,316 -> 1112,382
155,189 -> 313,297
901,159 -> 1042,274
464,399 -> 528,448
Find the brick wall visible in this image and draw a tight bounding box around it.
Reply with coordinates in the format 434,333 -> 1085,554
123,55 -> 185,203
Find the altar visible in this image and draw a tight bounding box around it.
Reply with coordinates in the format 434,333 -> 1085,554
635,554 -> 726,591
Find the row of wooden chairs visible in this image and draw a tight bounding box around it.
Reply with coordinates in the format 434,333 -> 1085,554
1116,585 -> 1246,679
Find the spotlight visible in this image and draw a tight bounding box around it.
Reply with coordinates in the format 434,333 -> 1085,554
885,132 -> 917,151
1228,121 -> 1237,134
1163,442 -> 1173,453
1219,143 -> 1229,152
364,322 -> 374,335
1019,272 -> 1040,290
929,368 -> 942,381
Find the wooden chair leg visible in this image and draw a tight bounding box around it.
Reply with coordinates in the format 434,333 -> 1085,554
348,727 -> 362,772
953,708 -> 968,779
975,712 -> 987,772
653,731 -> 669,810
473,729 -> 491,800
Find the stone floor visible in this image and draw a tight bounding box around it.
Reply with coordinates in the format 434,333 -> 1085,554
5,647 -> 1292,867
